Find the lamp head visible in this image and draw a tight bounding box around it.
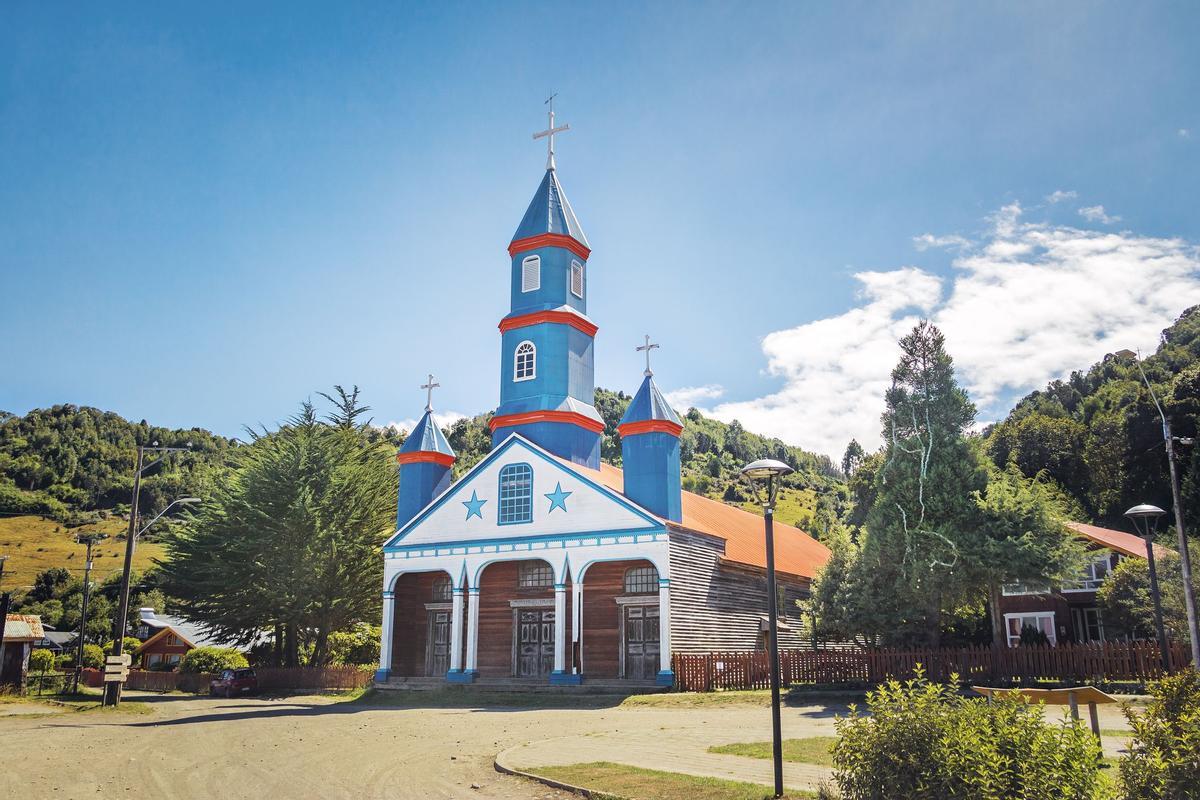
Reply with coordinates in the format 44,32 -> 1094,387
739,459 -> 795,481
1124,503 -> 1166,538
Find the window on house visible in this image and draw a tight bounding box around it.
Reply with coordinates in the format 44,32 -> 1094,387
570,260 -> 584,299
521,255 -> 541,292
431,576 -> 452,602
165,634 -> 178,646
624,566 -> 658,594
1004,612 -> 1056,647
1073,607 -> 1105,642
498,463 -> 534,524
514,341 -> 536,382
518,561 -> 553,589
1064,554 -> 1112,591
1001,581 -> 1051,596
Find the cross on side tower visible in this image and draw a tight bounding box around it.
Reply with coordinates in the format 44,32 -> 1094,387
532,93 -> 570,171
421,374 -> 440,412
637,335 -> 660,377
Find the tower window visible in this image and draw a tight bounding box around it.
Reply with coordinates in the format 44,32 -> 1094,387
498,463 -> 534,525
521,255 -> 541,292
570,260 -> 584,299
514,341 -> 536,382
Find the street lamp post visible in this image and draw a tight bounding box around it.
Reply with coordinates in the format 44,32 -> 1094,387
740,458 -> 795,799
1124,504 -> 1172,672
102,442 -> 196,707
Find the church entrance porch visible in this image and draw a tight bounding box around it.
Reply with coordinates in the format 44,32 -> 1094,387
515,607 -> 555,677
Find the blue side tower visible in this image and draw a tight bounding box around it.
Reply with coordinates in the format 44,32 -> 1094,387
490,129 -> 603,469
396,405 -> 456,528
618,368 -> 683,522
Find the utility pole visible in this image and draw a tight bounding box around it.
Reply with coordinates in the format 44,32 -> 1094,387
73,534 -> 105,694
0,556 -> 9,682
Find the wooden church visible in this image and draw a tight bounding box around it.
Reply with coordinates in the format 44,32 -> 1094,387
377,107 -> 829,688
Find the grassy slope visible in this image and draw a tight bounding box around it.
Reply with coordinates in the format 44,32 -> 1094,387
0,515 -> 163,591
528,762 -> 816,800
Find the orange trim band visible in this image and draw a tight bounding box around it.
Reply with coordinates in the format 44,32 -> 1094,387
498,310 -> 598,337
618,420 -> 683,438
508,233 -> 591,261
396,451 -> 456,467
489,410 -> 606,434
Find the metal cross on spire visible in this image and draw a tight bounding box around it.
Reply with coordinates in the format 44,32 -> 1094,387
636,335 -> 660,377
420,374 -> 440,412
532,93 -> 570,171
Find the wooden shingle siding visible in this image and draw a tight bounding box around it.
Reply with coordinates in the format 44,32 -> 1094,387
669,530 -> 810,653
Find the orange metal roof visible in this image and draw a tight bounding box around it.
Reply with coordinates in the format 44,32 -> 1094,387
2,614 -> 45,642
568,459 -> 830,580
1066,521 -> 1171,559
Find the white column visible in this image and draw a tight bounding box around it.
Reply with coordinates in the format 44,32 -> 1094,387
449,587 -> 464,673
465,587 -> 480,674
553,583 -> 567,674
572,582 -> 584,674
658,579 -> 672,676
377,590 -> 395,681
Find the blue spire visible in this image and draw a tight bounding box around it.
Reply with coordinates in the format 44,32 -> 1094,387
511,169 -> 590,248
619,375 -> 682,428
399,410 -> 456,458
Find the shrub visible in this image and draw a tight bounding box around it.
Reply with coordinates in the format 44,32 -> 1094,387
28,648 -> 56,674
103,637 -> 142,656
179,646 -> 248,674
832,670 -> 1101,800
80,643 -> 104,669
1119,668 -> 1200,800
327,623 -> 381,666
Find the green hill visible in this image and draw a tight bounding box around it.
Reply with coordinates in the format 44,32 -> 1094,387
985,305 -> 1200,529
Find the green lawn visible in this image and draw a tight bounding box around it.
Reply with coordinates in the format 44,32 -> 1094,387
709,737 -> 837,767
528,762 -> 816,800
0,514 -> 160,590
620,689 -> 777,708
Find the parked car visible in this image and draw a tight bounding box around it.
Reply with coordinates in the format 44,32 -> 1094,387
209,668 -> 258,697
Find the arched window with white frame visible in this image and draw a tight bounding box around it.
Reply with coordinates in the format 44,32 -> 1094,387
514,340 -> 536,382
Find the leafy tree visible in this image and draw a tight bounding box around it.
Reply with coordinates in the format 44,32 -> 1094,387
179,646 -> 248,674
162,387 -> 396,667
841,439 -> 865,477
1098,543 -> 1198,645
103,637 -> 141,656
79,643 -> 104,669
29,567 -> 70,602
327,622 -> 382,665
1119,668 -> 1200,800
28,648 -> 55,675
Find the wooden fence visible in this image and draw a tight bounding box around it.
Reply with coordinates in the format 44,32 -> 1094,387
78,665 -> 374,693
672,641 -> 1193,692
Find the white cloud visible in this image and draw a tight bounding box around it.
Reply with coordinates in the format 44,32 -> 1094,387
1180,128 -> 1192,139
1046,189 -> 1078,204
1079,205 -> 1121,224
382,410 -> 468,435
664,384 -> 724,410
913,233 -> 970,251
706,203 -> 1200,458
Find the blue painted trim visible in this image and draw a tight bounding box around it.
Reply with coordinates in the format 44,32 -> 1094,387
656,670 -> 675,687
446,670 -> 477,684
384,433 -> 663,548
553,583 -> 566,591
374,668 -> 391,682
658,578 -> 671,587
576,553 -> 668,583
386,526 -> 666,555
549,671 -> 583,685
451,587 -> 464,596
382,591 -> 394,599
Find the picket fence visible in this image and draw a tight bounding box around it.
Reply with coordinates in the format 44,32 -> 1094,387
671,641 -> 1193,692
78,664 -> 374,693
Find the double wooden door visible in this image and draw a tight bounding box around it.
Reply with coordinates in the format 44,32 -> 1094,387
623,604 -> 660,680
516,608 -> 555,677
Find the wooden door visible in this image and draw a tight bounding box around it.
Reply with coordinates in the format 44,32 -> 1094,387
426,610 -> 451,676
516,609 -> 555,677
623,604 -> 660,680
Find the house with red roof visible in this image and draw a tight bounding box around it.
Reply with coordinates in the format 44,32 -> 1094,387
996,521 -> 1166,647
376,111 -> 830,689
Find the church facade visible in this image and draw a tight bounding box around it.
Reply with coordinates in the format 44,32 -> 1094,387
377,113 -> 829,688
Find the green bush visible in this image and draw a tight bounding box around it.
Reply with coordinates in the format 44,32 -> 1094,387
103,637 -> 142,657
832,671 -> 1101,800
178,646 -> 248,674
80,643 -> 104,669
28,648 -> 56,674
327,623 -> 381,666
1119,668 -> 1200,800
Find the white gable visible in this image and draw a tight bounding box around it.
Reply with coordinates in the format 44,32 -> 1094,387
388,436 -> 662,549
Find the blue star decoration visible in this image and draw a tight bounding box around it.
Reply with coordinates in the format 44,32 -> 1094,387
545,482 -> 572,513
463,490 -> 486,521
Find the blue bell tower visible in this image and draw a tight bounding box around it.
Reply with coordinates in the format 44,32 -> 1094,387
490,102 -> 603,468
396,375 -> 457,527
618,338 -> 683,522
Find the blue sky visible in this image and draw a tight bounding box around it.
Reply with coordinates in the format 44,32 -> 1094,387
3,3 -> 1199,457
